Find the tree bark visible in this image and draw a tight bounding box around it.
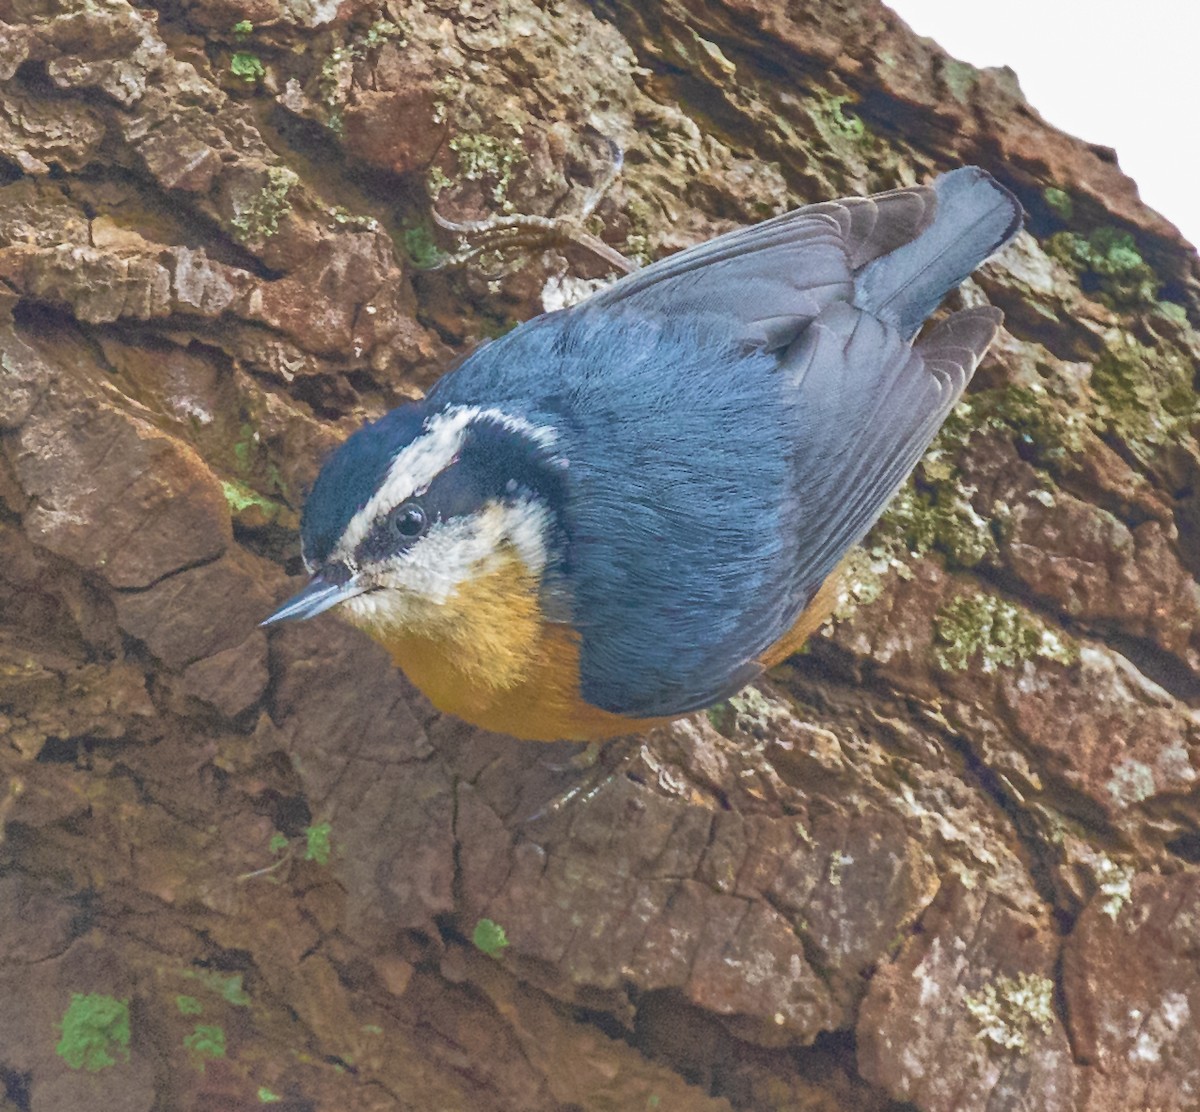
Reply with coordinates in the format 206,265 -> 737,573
1,0 -> 1199,1109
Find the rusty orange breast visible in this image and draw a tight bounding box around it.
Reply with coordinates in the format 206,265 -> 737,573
356,556 -> 666,742
355,557 -> 846,739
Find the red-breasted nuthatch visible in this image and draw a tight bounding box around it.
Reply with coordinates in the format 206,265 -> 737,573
263,168 -> 1022,741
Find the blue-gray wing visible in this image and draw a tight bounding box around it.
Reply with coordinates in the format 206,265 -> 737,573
772,302 -> 1003,605
571,304 -> 1003,719
584,185 -> 938,350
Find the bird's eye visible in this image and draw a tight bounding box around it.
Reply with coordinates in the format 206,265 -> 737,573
389,502 -> 427,541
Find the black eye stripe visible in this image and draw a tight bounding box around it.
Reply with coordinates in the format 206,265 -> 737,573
343,415 -> 569,569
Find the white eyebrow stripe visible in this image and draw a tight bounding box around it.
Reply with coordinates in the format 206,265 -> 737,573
338,406 -> 472,557
333,405 -> 558,561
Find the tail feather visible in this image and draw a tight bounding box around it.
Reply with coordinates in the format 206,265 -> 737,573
809,185 -> 937,268
853,167 -> 1022,338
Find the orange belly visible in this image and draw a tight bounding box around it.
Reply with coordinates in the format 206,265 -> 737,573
386,618 -> 669,742
354,555 -> 666,742
358,557 -> 842,742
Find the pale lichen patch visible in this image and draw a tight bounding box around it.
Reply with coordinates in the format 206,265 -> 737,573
965,972 -> 1055,1051
438,132 -> 526,212
933,592 -> 1079,673
540,273 -> 617,312
1095,855 -> 1134,920
1106,758 -> 1157,807
231,167 -> 298,243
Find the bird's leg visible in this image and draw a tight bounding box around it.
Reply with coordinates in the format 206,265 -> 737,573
521,734 -> 638,823
429,137 -> 637,275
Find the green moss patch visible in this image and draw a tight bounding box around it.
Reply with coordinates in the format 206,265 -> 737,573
221,478 -> 283,516
304,821 -> 332,865
472,918 -> 509,956
230,52 -> 265,84
934,592 -> 1077,673
876,484 -> 997,569
402,220 -> 443,268
1090,330 -> 1198,448
939,385 -> 1090,471
56,994 -> 131,1071
1045,226 -> 1161,308
870,382 -> 1096,572
1041,186 -> 1073,221
184,1023 -> 226,1068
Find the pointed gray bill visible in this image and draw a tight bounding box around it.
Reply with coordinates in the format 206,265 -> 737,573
260,573 -> 365,626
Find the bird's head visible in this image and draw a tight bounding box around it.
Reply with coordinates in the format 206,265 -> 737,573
263,402 -> 570,642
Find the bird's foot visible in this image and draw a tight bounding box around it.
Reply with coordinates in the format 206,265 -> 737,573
429,137 -> 637,276
522,735 -> 637,822
542,739 -> 604,773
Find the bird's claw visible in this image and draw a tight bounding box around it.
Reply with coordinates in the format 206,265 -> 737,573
429,136 -> 636,276
521,735 -> 637,823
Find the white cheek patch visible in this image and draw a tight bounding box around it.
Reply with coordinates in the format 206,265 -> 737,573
333,406 -> 558,563
340,497 -> 552,629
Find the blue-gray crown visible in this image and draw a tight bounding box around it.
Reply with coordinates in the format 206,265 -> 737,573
300,401 -> 569,571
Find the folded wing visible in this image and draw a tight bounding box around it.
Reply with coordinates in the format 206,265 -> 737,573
582,185 -> 939,350
776,302 -> 1003,601
572,170 -> 1021,717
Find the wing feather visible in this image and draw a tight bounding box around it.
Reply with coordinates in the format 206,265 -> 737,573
581,186 -> 938,351
775,302 -> 1002,599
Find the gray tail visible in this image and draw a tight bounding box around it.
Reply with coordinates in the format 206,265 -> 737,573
853,167 -> 1023,338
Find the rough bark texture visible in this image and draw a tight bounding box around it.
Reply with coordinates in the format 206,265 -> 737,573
1,0 -> 1199,1109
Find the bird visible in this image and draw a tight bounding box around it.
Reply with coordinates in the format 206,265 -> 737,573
263,167 -> 1022,742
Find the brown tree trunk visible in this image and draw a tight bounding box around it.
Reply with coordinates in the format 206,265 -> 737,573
2,0 -> 1199,1109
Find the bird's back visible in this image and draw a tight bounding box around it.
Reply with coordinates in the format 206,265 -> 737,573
433,168 -> 1022,718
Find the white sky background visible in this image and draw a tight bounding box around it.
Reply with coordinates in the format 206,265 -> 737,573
884,0 -> 1200,248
